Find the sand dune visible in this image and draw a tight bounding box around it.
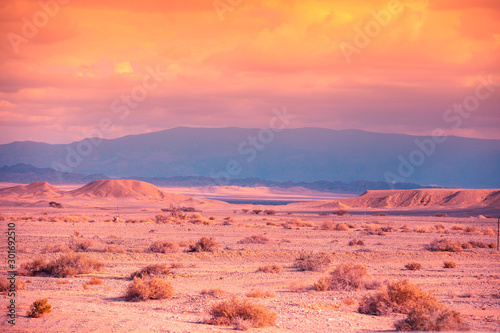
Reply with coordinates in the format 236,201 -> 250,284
0,181 -> 64,197
68,179 -> 170,200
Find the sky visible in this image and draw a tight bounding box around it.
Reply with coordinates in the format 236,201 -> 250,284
0,0 -> 499,144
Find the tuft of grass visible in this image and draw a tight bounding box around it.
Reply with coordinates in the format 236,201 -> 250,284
27,298 -> 52,318
201,288 -> 226,298
188,237 -> 219,252
257,265 -> 282,273
315,262 -> 376,291
238,235 -> 270,244
443,261 -> 456,269
69,239 -> 95,252
428,239 -> 463,252
294,252 -> 331,272
87,276 -> 102,285
245,289 -> 275,298
348,239 -> 365,246
405,262 -> 423,271
130,264 -> 171,279
149,240 -> 179,253
20,254 -> 104,278
0,277 -> 25,294
208,297 -> 277,329
41,243 -> 73,253
103,244 -> 126,253
124,277 -> 174,301
343,297 -> 357,306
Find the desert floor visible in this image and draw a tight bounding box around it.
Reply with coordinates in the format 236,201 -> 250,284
1,200 -> 499,332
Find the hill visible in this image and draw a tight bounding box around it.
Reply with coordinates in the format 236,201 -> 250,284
0,181 -> 64,198
0,127 -> 498,187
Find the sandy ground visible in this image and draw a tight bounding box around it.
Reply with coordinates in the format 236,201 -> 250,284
1,196 -> 499,333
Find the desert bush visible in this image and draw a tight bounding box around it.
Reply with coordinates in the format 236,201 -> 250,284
464,226 -> 478,233
241,209 -> 249,214
130,264 -> 171,279
435,213 -> 448,217
188,237 -> 218,252
263,209 -> 276,215
20,254 -> 104,277
149,240 -> 179,253
201,288 -> 226,298
257,265 -> 282,273
483,228 -> 495,236
395,303 -> 469,331
238,235 -> 270,244
343,297 -> 357,306
405,262 -> 423,271
401,225 -> 411,232
252,210 -> 262,215
246,289 -> 275,298
294,252 -> 331,272
155,214 -> 169,224
428,239 -> 463,252
348,239 -> 365,246
452,225 -> 464,231
209,216 -> 216,220
316,263 -> 375,291
0,277 -> 25,293
443,261 -> 457,269
124,277 -> 174,301
170,262 -> 184,268
27,298 -> 52,318
208,297 -> 276,329
41,243 -> 73,253
69,239 -> 95,252
104,244 -> 126,253
87,276 -> 102,285
333,209 -> 349,216
321,221 -> 349,231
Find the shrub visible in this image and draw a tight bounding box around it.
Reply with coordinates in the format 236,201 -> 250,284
252,210 -> 262,215
288,281 -> 308,293
241,209 -> 249,214
155,214 -> 169,224
130,264 -> 171,279
124,277 -> 174,301
294,252 -> 331,272
318,263 -> 375,291
349,239 -> 364,246
483,228 -> 495,236
405,262 -> 423,271
103,244 -> 126,253
188,237 -> 218,252
257,265 -> 282,273
333,209 -> 349,216
69,240 -> 95,252
435,213 -> 448,217
20,254 -> 104,278
27,298 -> 52,318
87,276 -> 103,285
0,277 -> 25,293
263,210 -> 276,215
149,240 -> 179,253
428,239 -> 463,252
395,304 -> 469,331
238,235 -> 270,244
201,288 -> 226,298
41,243 -> 73,253
246,289 -> 275,298
443,261 -> 456,269
208,298 -> 276,329
343,297 -> 357,306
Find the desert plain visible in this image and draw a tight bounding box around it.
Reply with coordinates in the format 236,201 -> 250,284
1,180 -> 499,332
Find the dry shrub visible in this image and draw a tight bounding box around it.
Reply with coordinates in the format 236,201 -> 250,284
188,237 -> 218,252
483,228 -> 495,236
349,239 -> 364,246
395,303 -> 469,331
130,264 -> 171,279
20,254 -> 104,278
316,263 -> 376,291
452,225 -> 464,231
323,221 -> 349,231
104,244 -> 126,253
0,277 -> 25,293
170,262 -> 184,268
27,298 -> 52,318
41,243 -> 73,253
428,239 -> 463,252
155,214 -> 170,224
343,297 -> 357,306
294,252 -> 331,272
286,219 -> 316,228
401,225 -> 411,232
69,239 -> 95,252
125,277 -> 174,301
443,261 -> 457,269
257,265 -> 282,273
208,298 -> 276,329
288,280 -> 308,293
435,213 -> 448,217
87,276 -> 102,285
264,209 -> 276,215
246,289 -> 275,298
238,235 -> 270,244
201,288 -> 226,298
333,209 -> 349,216
149,240 -> 179,253
464,226 -> 478,233
405,262 -> 423,271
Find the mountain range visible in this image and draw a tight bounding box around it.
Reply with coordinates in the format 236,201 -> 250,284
0,127 -> 498,188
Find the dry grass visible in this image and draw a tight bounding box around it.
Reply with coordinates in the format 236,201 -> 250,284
149,240 -> 179,253
20,254 -> 104,278
405,262 -> 423,271
294,252 -> 331,272
27,298 -> 52,318
333,209 -> 349,216
429,238 -> 497,252
87,276 -> 103,285
208,297 -> 277,329
69,239 -> 95,252
130,264 -> 171,279
41,243 -> 73,253
238,235 -> 271,244
443,261 -> 457,269
201,288 -> 226,298
288,281 -> 308,293
0,277 -> 25,293
124,277 -> 174,301
395,303 -> 469,331
245,289 -> 275,298
342,297 -> 357,306
348,239 -> 365,246
321,221 -> 349,231
103,244 -> 126,253
188,237 -> 219,252
257,265 -> 283,273
315,262 -> 377,291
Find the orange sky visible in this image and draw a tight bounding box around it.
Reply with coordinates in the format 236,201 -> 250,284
0,0 -> 499,143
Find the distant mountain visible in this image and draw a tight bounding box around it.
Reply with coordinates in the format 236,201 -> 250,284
0,127 -> 498,187
0,163 -> 109,184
